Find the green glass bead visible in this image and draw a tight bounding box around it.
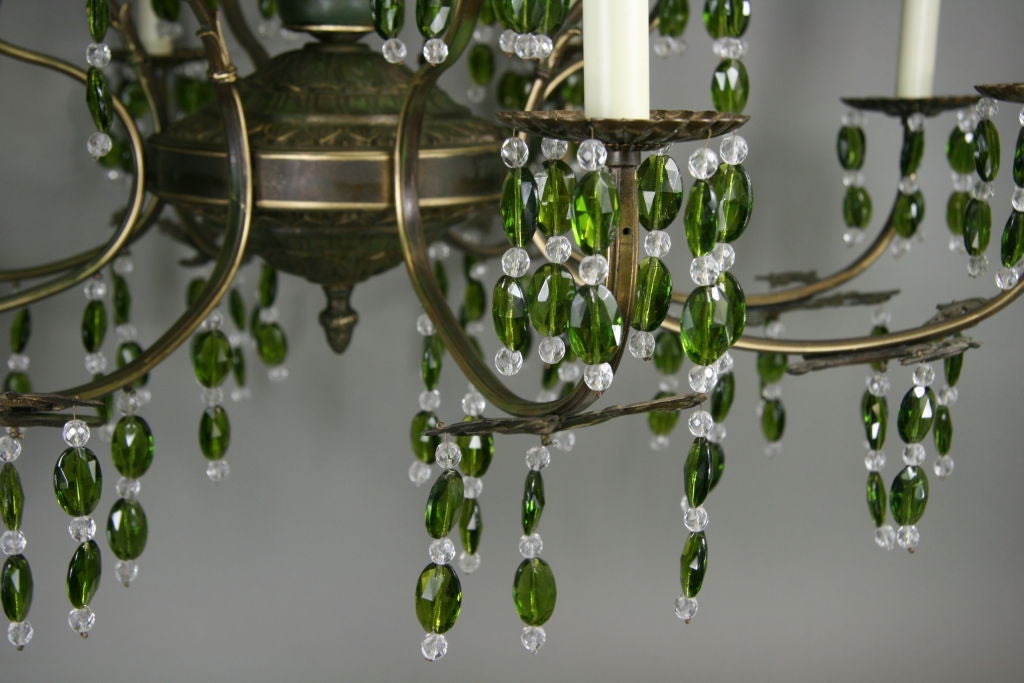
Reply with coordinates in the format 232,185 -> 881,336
459,499 -> 483,554
897,385 -> 936,444
371,0 -> 404,38
869,324 -> 889,374
756,352 -> 787,386
710,371 -> 734,421
411,411 -> 440,464
521,470 -> 545,534
425,470 -> 463,539
191,330 -> 232,388
87,0 -> 110,42
710,59 -> 749,113
112,273 -> 131,326
96,391 -> 114,425
66,540 -> 102,609
528,264 -> 576,337
2,372 -> 30,395
572,170 -> 620,255
497,0 -> 545,33
946,191 -> 969,235
175,77 -> 214,116
116,341 -> 148,389
81,299 -> 107,353
653,330 -> 683,374
867,471 -> 886,527
861,391 -> 888,450
900,126 -> 924,176
637,155 -> 683,231
467,43 -> 495,86
1,555 -> 32,622
713,163 -> 753,242
228,289 -> 247,329
568,285 -> 624,365
481,0 -> 497,25
458,429 -> 494,478
419,335 -> 443,391
498,70 -> 530,109
1015,128 -> 1024,187
709,441 -> 725,491
684,179 -> 718,256
648,391 -> 681,436
680,274 -> 745,366
111,415 -> 154,479
837,125 -> 866,171
434,261 -> 449,298
944,353 -> 963,387
892,190 -> 925,238
890,465 -> 928,525
513,557 -> 557,626
254,322 -> 287,367
962,198 -> 991,256
259,0 -> 278,19
542,362 -> 559,389
1001,211 -> 1024,267
417,0 -> 452,38
258,264 -> 278,308
53,447 -> 102,517
231,345 -> 246,387
946,126 -> 975,174
684,437 -> 714,507
843,185 -> 873,228
501,168 -> 539,248
492,276 -> 530,352
86,67 -> 114,133
107,498 -> 148,561
974,119 -> 1000,182
199,405 -> 230,460
0,464 -> 24,530
703,0 -> 750,37
658,0 -> 689,36
10,308 -> 30,354
933,404 -> 952,456
186,277 -> 205,307
538,159 -> 576,237
414,563 -> 462,633
152,0 -> 181,21
462,278 -> 487,324
633,257 -> 673,332
119,81 -> 149,120
680,532 -> 708,598
761,398 -> 785,442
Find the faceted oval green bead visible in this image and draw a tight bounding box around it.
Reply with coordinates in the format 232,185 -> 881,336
152,0 -> 181,21
522,470 -> 545,535
761,398 -> 785,442
10,308 -> 30,354
837,126 -> 866,171
713,163 -> 752,242
1001,211 -> 1024,268
680,274 -> 745,366
414,563 -> 462,633
890,465 -> 929,525
119,80 -> 149,120
493,276 -> 530,352
572,170 -> 620,255
946,127 -> 975,174
934,405 -> 953,456
711,59 -> 749,113
87,0 -> 110,41
425,470 -> 464,539
703,0 -> 750,38
411,411 -> 440,464
944,353 -> 963,387
680,532 -> 708,598
255,322 -> 288,366
459,499 -> 483,555
709,441 -> 726,492
191,329 -> 232,388
0,464 -> 24,530
1,555 -> 32,622
843,185 -> 873,228
53,447 -> 102,517
467,43 -> 495,85
416,0 -> 452,37
107,498 -> 148,561
497,0 -> 545,33
186,277 -> 205,307
974,119 -> 1001,182
568,285 -> 624,364
538,159 -> 576,237
867,471 -> 886,527
420,334 -> 444,390
86,67 -> 114,132
111,415 -> 154,479
67,540 -> 102,609
370,0 -> 404,38
112,273 -> 131,325
258,264 -> 278,308
528,264 -> 576,337
231,345 -> 246,387
539,0 -> 567,33
462,279 -> 487,325
228,288 -> 247,329
897,385 -> 936,444
513,557 -> 557,626
658,0 -> 689,36
756,352 -> 787,386
458,428 -> 494,478
653,329 -> 683,374
3,372 -> 30,395
684,437 -> 714,507
81,299 -> 107,353
199,405 -> 231,460
117,341 -> 148,389
1015,128 -> 1024,187
684,179 -> 718,256
900,127 -> 924,176
637,155 -> 683,231
893,190 -> 925,238
648,391 -> 681,436
633,257 -> 673,332
962,198 -> 991,256
861,391 -> 888,450
498,70 -> 530,109
710,371 -> 735,422
501,168 -> 538,248
946,191 -> 970,235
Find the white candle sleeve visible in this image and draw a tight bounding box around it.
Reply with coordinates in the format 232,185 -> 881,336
583,0 -> 650,119
895,0 -> 941,98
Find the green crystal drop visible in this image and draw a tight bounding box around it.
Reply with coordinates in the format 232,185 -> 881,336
868,325 -> 888,375
228,289 -> 247,329
66,540 -> 102,609
462,278 -> 486,323
117,341 -> 148,389
10,308 -> 30,354
710,59 -> 749,113
231,345 -> 246,386
53,447 -> 102,517
497,0 -> 545,33
756,352 -> 787,386
761,398 -> 785,442
934,405 -> 953,456
710,371 -> 735,421
542,362 -> 559,390
199,405 -> 230,460
946,191 -> 969,235
900,126 -> 924,176
370,0 -> 405,38
680,274 -> 745,366
1,555 -> 32,622
962,198 -> 991,256
946,126 -> 975,174
680,532 -> 708,598
684,437 -> 714,507
191,329 -> 232,388
152,0 -> 181,21
837,126 -> 866,171
111,415 -> 155,479
81,299 -> 107,353
709,441 -> 726,491
528,264 -> 576,337
411,411 -> 440,464
498,70 -> 530,109
637,155 -> 683,231
861,391 -> 888,450
974,118 -> 1000,182
468,43 -> 495,86
87,0 -> 110,41
1001,211 -> 1024,268
501,168 -> 539,248
425,470 -> 464,539
521,470 -> 545,534
259,0 -> 277,19
3,372 -> 30,395
457,428 -> 494,478
713,163 -> 753,242
414,563 -> 462,633
633,257 -> 673,332
493,276 -> 530,352
420,334 -> 443,390
416,0 -> 452,37
867,471 -> 886,527
703,0 -> 750,37
86,67 -> 114,133
568,285 -> 624,365
459,498 -> 483,554
186,277 -> 205,307
890,465 -> 928,525
944,353 -> 963,387
718,272 -> 746,347
539,0 -> 567,33
0,464 -> 24,530
255,322 -> 288,366
572,170 -> 620,255
112,273 -> 131,326
648,391 -> 681,436
893,190 -> 925,238
897,385 -> 936,444
653,330 -> 683,374
513,557 -> 557,626
538,159 -> 576,237
684,179 -> 719,257
843,186 -> 873,228
434,260 -> 449,299
107,498 -> 148,561
658,0 -> 689,36
258,264 -> 277,308
1015,128 -> 1024,187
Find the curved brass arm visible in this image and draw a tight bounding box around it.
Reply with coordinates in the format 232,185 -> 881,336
221,0 -> 271,70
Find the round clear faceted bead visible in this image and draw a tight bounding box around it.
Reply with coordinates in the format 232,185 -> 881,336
712,37 -> 748,59
84,352 -> 108,375
429,538 -> 457,565
659,376 -> 680,393
535,34 -> 554,59
957,107 -> 979,133
500,137 -> 530,168
421,632 -> 448,661
841,109 -> 865,127
521,625 -> 546,653
117,391 -> 140,416
6,354 -> 28,372
499,29 -> 518,54
458,551 -> 481,574
951,172 -> 973,192
68,607 -> 96,636
469,261 -> 489,280
202,308 -> 226,330
435,440 -> 462,470
115,323 -> 138,342
69,516 -> 96,542
87,131 -> 112,158
408,460 -> 433,487
502,247 -> 531,277
866,372 -> 891,397
872,308 -> 892,327
583,363 -> 614,392
689,255 -> 721,286
463,476 -> 483,499
688,364 -> 718,393
230,387 -> 252,403
461,390 -> 486,417
687,410 -> 714,437
7,621 -> 32,649
674,596 -> 698,623
0,530 -> 26,556
550,430 -> 575,452
577,138 -> 608,171
112,254 -> 134,276
201,387 -> 224,408
541,138 -> 568,160
86,42 -> 111,68
976,97 -> 998,120
937,386 -> 959,407
422,38 -> 449,65
842,228 -> 866,247
906,112 -> 926,132
764,442 -> 784,459
652,34 -> 677,58
761,383 -> 782,400
902,443 -> 926,466
719,133 -> 748,165
1020,106 -> 1024,126
466,84 -> 487,104
63,419 -> 91,447
83,277 -> 107,300
518,533 -> 543,559
525,445 -> 551,471
415,313 -> 435,336
764,319 -> 785,339
1011,186 -> 1024,212
896,524 -> 921,551
650,434 -> 671,451
682,505 -> 709,532
842,171 -> 865,188
996,267 -> 1019,291
644,230 -> 672,257
715,351 -> 734,374
557,361 -> 581,383
864,450 -> 887,472
473,24 -> 494,42
426,241 -> 450,261
545,235 -> 573,263
890,237 -> 912,258
712,243 -> 735,272
536,389 -> 558,402
115,560 -> 139,587
707,423 -> 727,444
897,175 -> 919,195
537,336 -> 566,365
967,254 -> 989,278
912,363 -> 935,387
972,181 -> 995,202
514,32 -> 539,60
495,347 -> 524,376
418,389 -> 441,412
206,459 -> 230,482
628,330 -> 655,360
688,147 -> 719,180
933,455 -> 955,479
874,524 -> 897,551
0,436 -> 21,464
116,477 -> 141,499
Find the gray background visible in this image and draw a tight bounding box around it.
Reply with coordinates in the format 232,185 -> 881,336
2,1 -> 1024,681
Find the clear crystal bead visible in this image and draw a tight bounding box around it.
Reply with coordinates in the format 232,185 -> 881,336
864,450 -> 887,472
115,323 -> 138,342
230,387 -> 252,403
764,319 -> 785,339
867,372 -> 890,396
579,255 -> 609,285
842,170 -> 865,188
461,390 -> 486,417
473,24 -> 494,42
541,138 -> 568,160
715,351 -> 734,374
500,137 -> 530,168
761,383 -> 782,400
7,621 -> 33,649
115,477 -> 141,499
707,423 -> 727,443
418,389 -> 441,412
1011,187 -> 1024,212
536,389 -> 558,402
933,455 -> 955,479
463,476 -> 483,499
682,505 -> 709,532
896,524 -> 921,551
514,32 -> 539,60
87,131 -> 112,158
650,435 -> 671,451
689,254 -> 721,286
583,363 -> 614,392
644,230 -> 672,257
538,336 -> 566,365
0,436 -> 21,464
518,533 -> 543,558
711,243 -> 735,272
712,36 -> 748,59
86,42 -> 111,68
674,596 -> 699,622
112,255 -> 134,276
469,262 -> 489,280
972,180 -> 995,201
550,430 -> 575,452
1019,106 -> 1024,127
687,410 -> 714,437
525,445 -> 551,471
499,29 -> 518,54
976,97 -> 998,119
68,607 -> 96,636
902,443 -> 926,466
688,364 -> 718,393
659,376 -> 680,393
951,172 -> 973,192
458,551 -> 481,574
521,625 -> 546,653
408,460 -> 433,487
83,277 -> 107,300
897,175 -> 919,195
117,391 -> 140,416
416,313 -> 436,336
871,309 -> 892,327
719,133 -> 748,165
434,440 -> 462,470
957,107 -> 979,133
912,363 -> 935,387
429,537 -> 457,565
577,139 -> 607,171
203,308 -> 226,329
841,109 -> 864,127
545,235 -> 573,263
502,247 -> 531,277
967,254 -> 989,278
115,560 -> 139,587
422,38 -> 448,65
466,85 -> 487,104
937,386 -> 959,407
874,524 -> 897,551
906,112 -> 925,132
557,361 -> 581,383
83,351 -> 106,375
996,267 -> 1020,290
421,632 -> 448,661
495,347 -> 524,376
206,459 -> 230,482
890,237 -> 911,258
63,419 -> 91,447
4,354 -> 27,373
425,241 -> 450,263
69,516 -> 96,542
764,442 -> 784,458
201,387 -> 224,408
536,34 -> 554,59
652,34 -> 676,58
688,147 -> 719,180
842,228 -> 866,247
0,530 -> 26,556
628,330 -> 655,360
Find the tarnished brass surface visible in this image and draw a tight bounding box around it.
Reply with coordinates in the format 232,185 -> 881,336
975,82 -> 1024,103
840,95 -> 979,118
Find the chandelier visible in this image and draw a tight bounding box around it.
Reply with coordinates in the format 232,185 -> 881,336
1,0 -> 1023,678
